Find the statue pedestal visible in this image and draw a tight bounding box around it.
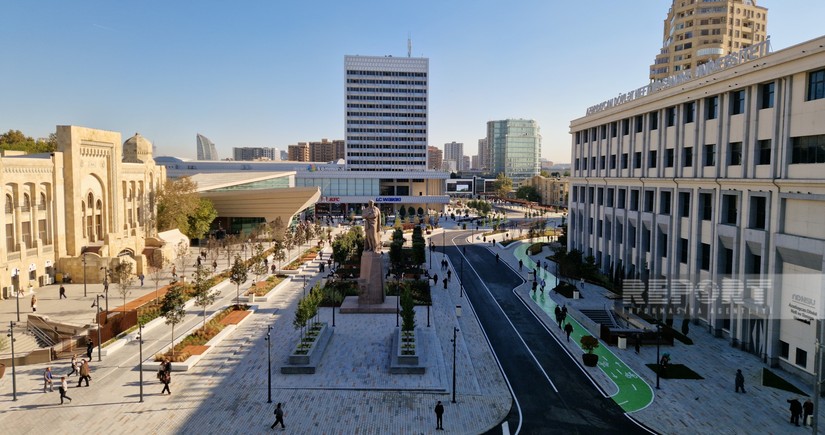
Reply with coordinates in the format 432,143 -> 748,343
340,251 -> 398,314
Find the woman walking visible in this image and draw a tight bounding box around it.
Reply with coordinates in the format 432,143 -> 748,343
58,376 -> 72,404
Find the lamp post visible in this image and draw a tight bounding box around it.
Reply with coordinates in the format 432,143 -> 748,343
137,322 -> 144,402
82,252 -> 88,297
452,305 -> 461,404
265,326 -> 272,403
7,321 -> 17,401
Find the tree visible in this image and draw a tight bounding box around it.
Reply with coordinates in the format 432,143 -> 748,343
229,254 -> 248,308
156,177 -> 217,239
161,285 -> 186,358
516,185 -> 541,203
493,173 -> 513,199
111,261 -> 136,313
191,263 -> 217,327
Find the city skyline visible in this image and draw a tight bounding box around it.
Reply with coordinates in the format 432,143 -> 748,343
2,1 -> 824,163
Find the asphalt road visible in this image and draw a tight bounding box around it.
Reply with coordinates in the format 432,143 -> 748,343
438,230 -> 652,435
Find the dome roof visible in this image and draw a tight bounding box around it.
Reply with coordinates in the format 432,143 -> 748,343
123,132 -> 152,163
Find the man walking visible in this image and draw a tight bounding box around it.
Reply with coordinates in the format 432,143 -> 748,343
564,322 -> 574,342
735,369 -> 746,393
434,400 -> 444,430
58,376 -> 72,404
271,402 -> 285,429
59,284 -> 67,299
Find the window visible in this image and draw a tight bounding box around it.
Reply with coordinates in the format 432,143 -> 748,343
644,190 -> 654,212
705,96 -> 718,120
635,115 -> 644,133
679,192 -> 691,217
648,150 -> 657,168
704,144 -> 716,166
634,152 -> 642,169
728,142 -> 742,165
683,147 -> 693,167
791,135 -> 825,164
700,193 -> 713,220
660,191 -> 672,214
649,112 -> 658,130
796,348 -> 808,368
701,243 -> 711,270
750,196 -> 766,229
666,106 -> 676,127
808,69 -> 825,101
723,194 -> 738,224
759,81 -> 775,109
757,139 -> 771,165
684,101 -> 695,123
621,153 -> 628,169
665,149 -> 675,168
779,341 -> 789,359
630,190 -> 639,211
731,89 -> 745,115
679,238 -> 689,264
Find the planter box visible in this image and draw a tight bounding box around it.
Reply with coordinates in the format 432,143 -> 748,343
281,322 -> 332,374
390,327 -> 426,374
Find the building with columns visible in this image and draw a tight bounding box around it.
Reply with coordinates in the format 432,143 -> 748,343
569,36 -> 825,381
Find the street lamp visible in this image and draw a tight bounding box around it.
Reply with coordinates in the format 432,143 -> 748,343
7,321 -> 17,401
452,305 -> 462,404
137,322 -> 144,402
264,326 -> 272,403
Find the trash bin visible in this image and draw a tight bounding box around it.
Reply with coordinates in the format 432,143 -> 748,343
618,336 -> 627,349
573,290 -> 580,299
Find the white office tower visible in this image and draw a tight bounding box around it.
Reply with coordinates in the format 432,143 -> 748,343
444,141 -> 464,171
196,134 -> 218,160
345,55 -> 429,171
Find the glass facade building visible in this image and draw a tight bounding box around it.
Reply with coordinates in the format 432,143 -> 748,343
487,119 -> 541,182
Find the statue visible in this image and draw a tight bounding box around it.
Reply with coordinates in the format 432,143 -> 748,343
363,200 -> 381,252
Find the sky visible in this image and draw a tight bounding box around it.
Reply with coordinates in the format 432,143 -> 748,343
2,1 -> 824,164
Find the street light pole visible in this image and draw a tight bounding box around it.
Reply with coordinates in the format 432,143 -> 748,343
138,322 -> 144,402
7,321 -> 17,401
265,326 -> 272,403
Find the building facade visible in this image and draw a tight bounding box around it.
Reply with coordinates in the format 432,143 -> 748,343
427,146 -> 443,170
650,0 -> 768,80
487,119 -> 541,182
570,36 -> 825,380
444,141 -> 464,171
233,147 -> 279,161
345,55 -> 429,171
196,133 -> 218,160
1,126 -> 166,297
522,175 -> 569,210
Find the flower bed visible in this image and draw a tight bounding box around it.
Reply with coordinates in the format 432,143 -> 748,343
154,304 -> 250,362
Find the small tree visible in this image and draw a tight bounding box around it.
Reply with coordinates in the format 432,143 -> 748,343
229,254 -> 248,308
192,263 -> 217,327
111,262 -> 135,314
161,285 -> 186,358
400,286 -> 416,332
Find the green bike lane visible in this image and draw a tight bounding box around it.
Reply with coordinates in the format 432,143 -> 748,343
512,242 -> 654,413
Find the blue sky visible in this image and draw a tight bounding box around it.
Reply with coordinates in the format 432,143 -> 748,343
1,1 -> 823,163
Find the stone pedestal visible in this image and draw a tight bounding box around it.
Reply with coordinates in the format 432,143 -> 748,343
357,251 -> 385,305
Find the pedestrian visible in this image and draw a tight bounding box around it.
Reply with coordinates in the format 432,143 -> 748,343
59,284 -> 67,299
86,340 -> 94,359
735,369 -> 746,393
447,270 -> 452,282
518,259 -> 523,271
58,376 -> 72,405
31,294 -> 37,312
43,367 -> 54,392
443,278 -> 448,290
271,402 -> 286,429
803,398 -> 814,426
434,400 -> 444,430
788,397 -> 802,426
634,334 -> 641,354
160,359 -> 172,395
139,273 -> 145,286
77,360 -> 91,387
564,322 -> 574,342
69,354 -> 79,376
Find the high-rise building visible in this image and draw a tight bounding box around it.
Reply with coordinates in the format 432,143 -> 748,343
196,134 -> 218,160
233,147 -> 278,161
650,0 -> 768,81
288,143 -> 310,162
477,138 -> 490,172
486,119 -> 541,182
310,139 -> 346,162
427,146 -> 443,170
571,35 -> 825,381
444,142 -> 464,171
345,55 -> 429,171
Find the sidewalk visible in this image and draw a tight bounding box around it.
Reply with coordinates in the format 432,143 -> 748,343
492,238 -> 823,434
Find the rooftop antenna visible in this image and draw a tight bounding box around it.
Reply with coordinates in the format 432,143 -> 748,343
407,33 -> 411,57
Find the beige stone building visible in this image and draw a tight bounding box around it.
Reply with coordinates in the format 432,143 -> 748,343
650,0 -> 768,80
1,126 -> 165,297
521,176 -> 569,210
571,35 -> 825,380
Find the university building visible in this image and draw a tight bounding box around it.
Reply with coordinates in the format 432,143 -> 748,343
569,36 -> 825,379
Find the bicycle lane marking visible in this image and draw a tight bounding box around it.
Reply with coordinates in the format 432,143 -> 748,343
514,243 -> 655,413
